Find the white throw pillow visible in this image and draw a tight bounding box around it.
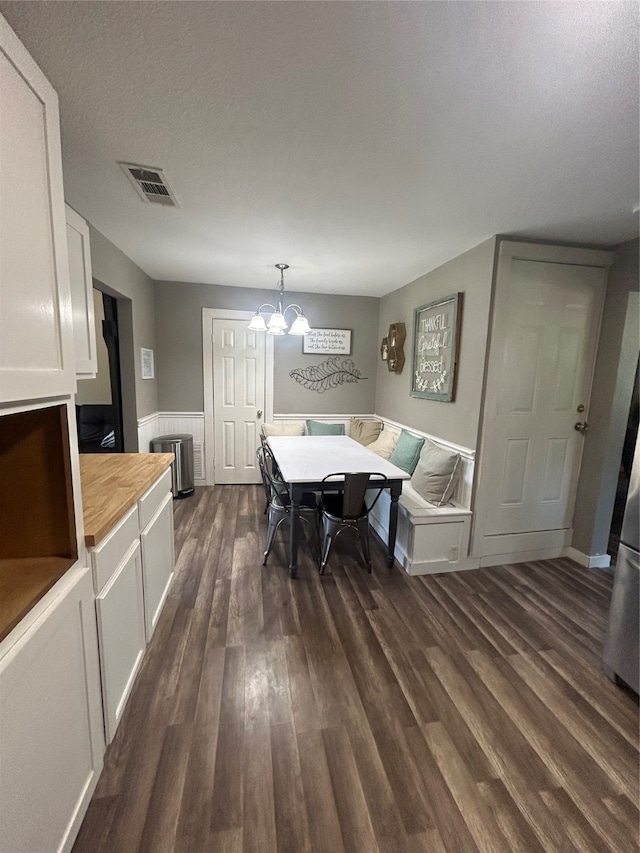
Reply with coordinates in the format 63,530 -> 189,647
367,429 -> 399,459
262,421 -> 305,437
410,438 -> 461,506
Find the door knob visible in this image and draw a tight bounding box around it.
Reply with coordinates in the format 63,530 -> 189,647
257,410 -> 263,418
574,422 -> 589,434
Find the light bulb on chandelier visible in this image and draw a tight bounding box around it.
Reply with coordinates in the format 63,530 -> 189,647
247,263 -> 311,336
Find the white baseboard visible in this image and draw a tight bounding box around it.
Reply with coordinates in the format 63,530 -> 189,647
564,547 -> 611,569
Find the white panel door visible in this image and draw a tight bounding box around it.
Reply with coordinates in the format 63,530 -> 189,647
212,319 -> 265,484
482,258 -> 606,537
0,16 -> 75,402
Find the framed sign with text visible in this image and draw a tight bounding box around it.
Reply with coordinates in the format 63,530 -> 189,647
140,347 -> 155,380
303,328 -> 352,355
411,293 -> 462,401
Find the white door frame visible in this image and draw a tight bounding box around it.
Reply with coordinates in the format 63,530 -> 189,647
202,308 -> 274,486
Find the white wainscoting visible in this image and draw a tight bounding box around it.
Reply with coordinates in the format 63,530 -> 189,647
137,412 -> 205,484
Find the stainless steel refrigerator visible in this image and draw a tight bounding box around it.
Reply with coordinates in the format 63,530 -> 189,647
603,432 -> 639,693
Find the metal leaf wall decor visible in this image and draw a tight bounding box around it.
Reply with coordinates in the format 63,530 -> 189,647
289,357 -> 368,393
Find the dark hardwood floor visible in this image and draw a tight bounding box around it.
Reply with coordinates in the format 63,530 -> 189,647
73,486 -> 639,853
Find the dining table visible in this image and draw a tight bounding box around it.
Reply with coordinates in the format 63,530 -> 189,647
266,434 -> 411,578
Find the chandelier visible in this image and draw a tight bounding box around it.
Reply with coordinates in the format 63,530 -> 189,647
247,263 -> 311,336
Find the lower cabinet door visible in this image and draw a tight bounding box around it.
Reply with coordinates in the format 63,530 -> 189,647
0,566 -> 104,853
140,492 -> 175,641
96,542 -> 146,743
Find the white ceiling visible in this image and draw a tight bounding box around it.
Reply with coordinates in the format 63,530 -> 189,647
1,1 -> 638,296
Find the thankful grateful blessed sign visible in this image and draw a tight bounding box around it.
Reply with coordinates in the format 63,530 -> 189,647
302,328 -> 352,355
411,293 -> 462,402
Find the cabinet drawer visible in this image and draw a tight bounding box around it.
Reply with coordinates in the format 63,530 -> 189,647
138,467 -> 172,530
91,505 -> 139,593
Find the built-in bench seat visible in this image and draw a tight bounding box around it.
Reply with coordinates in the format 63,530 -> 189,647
269,414 -> 477,575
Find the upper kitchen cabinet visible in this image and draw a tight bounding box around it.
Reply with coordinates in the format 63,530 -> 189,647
0,14 -> 76,403
66,204 -> 98,379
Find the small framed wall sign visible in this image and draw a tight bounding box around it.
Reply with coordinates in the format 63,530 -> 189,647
140,347 -> 155,380
303,328 -> 352,355
411,293 -> 462,401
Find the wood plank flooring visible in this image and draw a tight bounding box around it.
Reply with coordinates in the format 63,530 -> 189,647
73,486 -> 639,853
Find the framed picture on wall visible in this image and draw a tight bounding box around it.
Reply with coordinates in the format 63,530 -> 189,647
411,293 -> 462,401
303,328 -> 352,354
140,347 -> 155,380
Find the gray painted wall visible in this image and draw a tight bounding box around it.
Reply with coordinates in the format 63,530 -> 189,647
573,239 -> 639,557
374,238 -> 497,449
89,226 -> 158,427
153,281 -> 378,414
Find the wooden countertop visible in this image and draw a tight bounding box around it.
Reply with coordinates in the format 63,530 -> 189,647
80,453 -> 174,546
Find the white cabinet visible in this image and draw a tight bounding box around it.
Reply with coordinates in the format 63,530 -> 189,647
0,15 -> 105,853
0,15 -> 75,402
0,567 -> 104,853
140,490 -> 175,641
91,506 -> 146,743
89,468 -> 174,738
66,204 -> 98,379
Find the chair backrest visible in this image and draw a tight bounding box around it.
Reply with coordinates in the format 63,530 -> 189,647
260,443 -> 291,507
256,445 -> 271,502
322,472 -> 387,519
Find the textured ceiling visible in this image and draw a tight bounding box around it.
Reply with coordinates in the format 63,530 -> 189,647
1,1 -> 638,295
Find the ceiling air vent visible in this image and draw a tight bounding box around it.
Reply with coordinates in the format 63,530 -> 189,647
118,162 -> 179,207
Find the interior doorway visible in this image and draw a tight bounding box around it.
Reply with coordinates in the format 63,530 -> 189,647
473,242 -> 611,565
76,289 -> 124,453
202,308 -> 274,485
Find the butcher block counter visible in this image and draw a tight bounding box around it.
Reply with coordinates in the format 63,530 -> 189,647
80,452 -> 174,546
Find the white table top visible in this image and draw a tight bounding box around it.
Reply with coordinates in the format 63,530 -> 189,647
267,435 -> 411,484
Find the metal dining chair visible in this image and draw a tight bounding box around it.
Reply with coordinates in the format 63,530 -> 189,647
259,444 -> 319,566
319,472 -> 387,574
256,445 -> 272,514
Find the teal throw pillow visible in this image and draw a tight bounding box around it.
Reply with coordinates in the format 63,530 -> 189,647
388,429 -> 425,474
306,420 -> 345,436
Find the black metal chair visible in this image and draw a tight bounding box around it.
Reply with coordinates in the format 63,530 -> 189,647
256,445 -> 272,514
319,472 -> 387,574
259,444 -> 319,566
